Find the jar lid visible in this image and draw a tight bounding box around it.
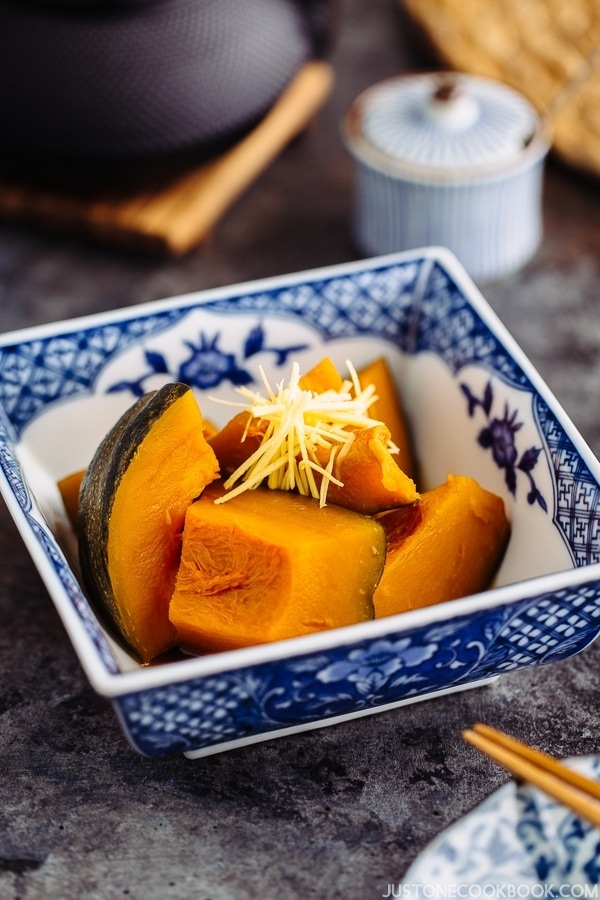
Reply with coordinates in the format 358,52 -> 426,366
345,72 -> 546,179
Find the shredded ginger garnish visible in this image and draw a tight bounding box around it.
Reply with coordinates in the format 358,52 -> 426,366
212,360 -> 398,507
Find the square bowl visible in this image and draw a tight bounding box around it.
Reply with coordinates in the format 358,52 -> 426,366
1,248 -> 600,759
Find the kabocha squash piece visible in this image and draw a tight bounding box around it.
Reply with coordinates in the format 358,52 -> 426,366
208,410 -> 263,476
300,357 -> 418,510
210,358 -> 419,511
372,475 -> 510,618
311,423 -> 419,514
358,357 -> 416,481
212,416 -> 418,513
298,356 -> 344,393
58,468 -> 86,530
78,383 -> 220,663
208,357 -> 344,477
299,356 -> 416,481
169,481 -> 386,653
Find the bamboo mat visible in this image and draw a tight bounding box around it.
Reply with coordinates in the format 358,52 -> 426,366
0,61 -> 334,256
401,0 -> 600,178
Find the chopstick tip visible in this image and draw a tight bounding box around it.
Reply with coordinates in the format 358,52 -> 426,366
463,723 -> 486,742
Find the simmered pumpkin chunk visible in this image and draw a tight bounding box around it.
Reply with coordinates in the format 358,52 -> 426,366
298,356 -> 344,393
358,356 -> 416,481
312,423 -> 418,514
57,468 -> 86,530
208,410 -> 263,476
373,475 -> 510,618
209,358 -> 418,512
169,481 -> 385,653
78,383 -> 220,663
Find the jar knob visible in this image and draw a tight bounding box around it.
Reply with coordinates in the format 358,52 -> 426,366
424,78 -> 479,130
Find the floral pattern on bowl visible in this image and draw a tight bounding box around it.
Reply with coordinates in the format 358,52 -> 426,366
402,755 -> 600,892
1,248 -> 600,758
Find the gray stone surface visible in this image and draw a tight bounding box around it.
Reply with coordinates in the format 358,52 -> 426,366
1,1 -> 600,898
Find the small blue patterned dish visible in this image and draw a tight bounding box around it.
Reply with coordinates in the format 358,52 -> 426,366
402,756 -> 600,892
1,248 -> 599,759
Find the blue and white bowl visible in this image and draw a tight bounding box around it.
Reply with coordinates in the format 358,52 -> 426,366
0,248 -> 599,759
344,73 -> 551,283
403,755 -> 600,890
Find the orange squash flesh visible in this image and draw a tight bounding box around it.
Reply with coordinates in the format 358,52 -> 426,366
78,384 -> 220,663
107,395 -> 218,661
312,423 -> 419,514
372,475 -> 510,618
169,481 -> 386,654
208,410 -> 263,476
57,468 -> 86,530
358,356 -> 416,481
208,357 -> 345,476
303,357 -> 418,510
208,356 -> 419,513
298,356 -> 344,393
211,417 -> 418,513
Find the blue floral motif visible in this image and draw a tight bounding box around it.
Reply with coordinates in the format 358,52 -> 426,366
241,323 -> 309,366
178,333 -> 253,390
112,585 -> 600,757
404,757 -> 600,889
585,845 -> 600,883
316,638 -> 437,687
107,323 -> 309,397
461,379 -> 547,511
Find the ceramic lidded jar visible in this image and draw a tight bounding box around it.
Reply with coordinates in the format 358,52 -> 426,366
343,72 -> 551,282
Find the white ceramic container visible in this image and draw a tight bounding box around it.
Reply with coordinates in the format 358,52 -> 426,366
344,72 -> 551,282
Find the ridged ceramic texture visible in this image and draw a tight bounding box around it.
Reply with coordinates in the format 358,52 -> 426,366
0,0 -> 328,162
352,159 -> 546,283
345,72 -> 551,282
361,74 -> 538,169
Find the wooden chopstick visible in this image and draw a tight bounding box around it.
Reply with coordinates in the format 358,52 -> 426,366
463,723 -> 600,828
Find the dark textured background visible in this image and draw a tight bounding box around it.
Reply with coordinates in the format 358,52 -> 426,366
1,1 -> 600,897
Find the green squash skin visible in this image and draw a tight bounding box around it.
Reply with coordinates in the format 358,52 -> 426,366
78,382 -> 192,661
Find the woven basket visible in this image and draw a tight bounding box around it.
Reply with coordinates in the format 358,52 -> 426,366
401,0 -> 600,177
